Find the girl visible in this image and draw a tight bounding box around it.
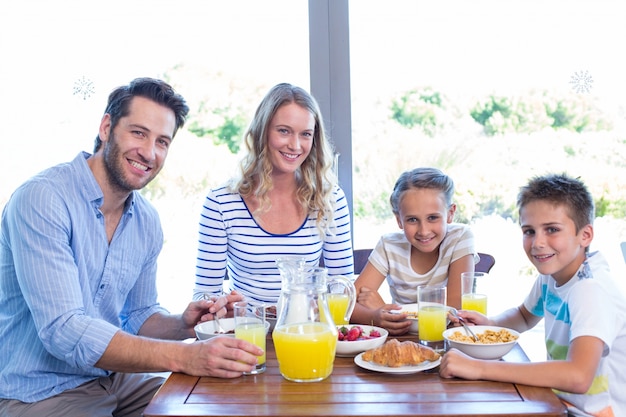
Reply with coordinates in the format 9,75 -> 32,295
350,167 -> 476,335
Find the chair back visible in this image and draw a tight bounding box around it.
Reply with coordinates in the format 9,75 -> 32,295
476,252 -> 496,273
353,248 -> 373,275
621,242 -> 626,264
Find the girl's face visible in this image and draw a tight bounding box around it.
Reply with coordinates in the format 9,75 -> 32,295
266,103 -> 315,176
395,188 -> 455,254
520,200 -> 592,285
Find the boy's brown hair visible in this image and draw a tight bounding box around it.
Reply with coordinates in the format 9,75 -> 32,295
516,173 -> 595,233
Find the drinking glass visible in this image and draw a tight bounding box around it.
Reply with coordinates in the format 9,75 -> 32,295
461,272 -> 489,315
234,301 -> 266,375
417,285 -> 447,352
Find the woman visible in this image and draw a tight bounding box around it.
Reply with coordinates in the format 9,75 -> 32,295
194,83 -> 354,304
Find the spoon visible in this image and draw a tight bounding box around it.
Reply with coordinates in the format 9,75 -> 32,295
449,308 -> 479,342
203,293 -> 227,334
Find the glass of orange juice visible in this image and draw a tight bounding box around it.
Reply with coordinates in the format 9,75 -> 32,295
417,285 -> 447,352
234,301 -> 266,374
461,272 -> 488,315
323,293 -> 351,325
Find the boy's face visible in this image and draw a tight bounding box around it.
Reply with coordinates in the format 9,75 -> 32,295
520,200 -> 593,285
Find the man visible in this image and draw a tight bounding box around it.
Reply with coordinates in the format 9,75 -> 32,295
0,78 -> 262,417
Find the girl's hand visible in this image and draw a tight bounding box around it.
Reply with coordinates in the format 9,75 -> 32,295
372,304 -> 411,336
357,286 -> 386,310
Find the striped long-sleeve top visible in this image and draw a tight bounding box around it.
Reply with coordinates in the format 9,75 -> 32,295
194,185 -> 354,304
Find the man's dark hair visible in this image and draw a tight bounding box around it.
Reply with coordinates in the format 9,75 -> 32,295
94,77 -> 189,152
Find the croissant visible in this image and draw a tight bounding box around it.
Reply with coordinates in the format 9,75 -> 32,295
362,339 -> 440,367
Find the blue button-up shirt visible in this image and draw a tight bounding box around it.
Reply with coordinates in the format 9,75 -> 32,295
0,152 -> 167,402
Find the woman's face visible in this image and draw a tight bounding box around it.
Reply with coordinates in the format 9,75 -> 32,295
266,103 -> 315,176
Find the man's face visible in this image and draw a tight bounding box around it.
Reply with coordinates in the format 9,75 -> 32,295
101,96 -> 176,193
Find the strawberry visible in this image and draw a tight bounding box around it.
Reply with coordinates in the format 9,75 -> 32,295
369,329 -> 381,338
346,326 -> 362,341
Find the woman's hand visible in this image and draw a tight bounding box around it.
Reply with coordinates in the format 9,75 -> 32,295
191,290 -> 246,324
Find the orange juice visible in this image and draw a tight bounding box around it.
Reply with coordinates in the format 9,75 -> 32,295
418,305 -> 447,341
324,293 -> 351,325
272,322 -> 337,382
235,323 -> 266,365
462,293 -> 487,315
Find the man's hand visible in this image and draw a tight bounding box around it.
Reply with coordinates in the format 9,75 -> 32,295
180,336 -> 264,378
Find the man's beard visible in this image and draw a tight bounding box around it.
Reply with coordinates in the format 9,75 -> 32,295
103,133 -> 156,193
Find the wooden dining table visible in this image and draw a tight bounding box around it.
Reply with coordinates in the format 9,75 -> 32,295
144,333 -> 566,417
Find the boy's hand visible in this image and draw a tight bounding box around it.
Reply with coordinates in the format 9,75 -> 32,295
439,348 -> 483,380
448,309 -> 490,326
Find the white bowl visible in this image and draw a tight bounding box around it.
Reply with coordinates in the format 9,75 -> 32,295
194,318 -> 270,340
335,325 -> 388,357
392,303 -> 419,334
391,303 -> 451,335
443,325 -> 520,360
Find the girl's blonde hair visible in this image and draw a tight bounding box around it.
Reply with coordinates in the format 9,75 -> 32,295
231,83 -> 337,236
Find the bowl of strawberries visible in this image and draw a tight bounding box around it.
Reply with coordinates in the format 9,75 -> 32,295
335,325 -> 388,357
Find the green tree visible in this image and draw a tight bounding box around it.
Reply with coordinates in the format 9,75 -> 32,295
188,107 -> 247,154
390,87 -> 447,137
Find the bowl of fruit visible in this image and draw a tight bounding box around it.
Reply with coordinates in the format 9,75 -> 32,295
335,325 -> 388,357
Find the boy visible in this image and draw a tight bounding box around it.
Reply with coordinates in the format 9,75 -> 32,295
440,173 -> 626,416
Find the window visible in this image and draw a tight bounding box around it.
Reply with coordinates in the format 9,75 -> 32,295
347,0 -> 626,313
0,0 -> 309,311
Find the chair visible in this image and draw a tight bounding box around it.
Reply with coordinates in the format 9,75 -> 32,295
319,248 -> 373,275
621,242 -> 626,264
476,252 -> 496,273
353,248 -> 373,275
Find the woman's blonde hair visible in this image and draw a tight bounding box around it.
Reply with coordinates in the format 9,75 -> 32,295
231,83 -> 337,236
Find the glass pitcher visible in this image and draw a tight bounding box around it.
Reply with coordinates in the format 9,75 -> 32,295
275,257 -> 356,326
272,264 -> 343,382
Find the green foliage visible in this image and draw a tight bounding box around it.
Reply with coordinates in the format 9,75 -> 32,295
470,92 -> 611,136
188,107 -> 247,154
390,87 -> 447,137
543,94 -> 613,133
470,96 -> 513,127
469,91 -> 613,136
595,195 -> 626,218
353,191 -> 392,221
140,176 -> 167,201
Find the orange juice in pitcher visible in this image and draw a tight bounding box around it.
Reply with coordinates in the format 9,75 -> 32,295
273,322 -> 336,382
273,262 -> 340,382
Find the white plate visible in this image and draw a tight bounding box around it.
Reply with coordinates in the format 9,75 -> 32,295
354,352 -> 441,374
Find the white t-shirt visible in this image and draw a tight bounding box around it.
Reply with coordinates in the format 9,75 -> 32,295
523,251 -> 626,416
368,223 -> 476,304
